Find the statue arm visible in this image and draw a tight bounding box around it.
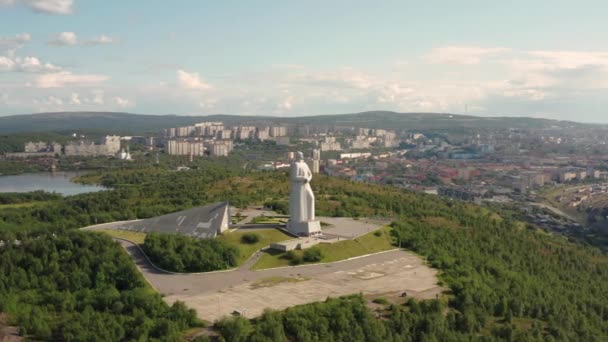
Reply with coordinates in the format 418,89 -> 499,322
305,168 -> 312,181
293,163 -> 311,183
293,174 -> 309,183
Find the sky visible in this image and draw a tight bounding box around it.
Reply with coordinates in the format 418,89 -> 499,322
1,0 -> 608,122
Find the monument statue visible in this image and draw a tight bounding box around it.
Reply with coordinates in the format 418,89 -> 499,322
288,151 -> 321,236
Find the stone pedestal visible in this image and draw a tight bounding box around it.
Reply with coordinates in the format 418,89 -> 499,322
288,220 -> 321,236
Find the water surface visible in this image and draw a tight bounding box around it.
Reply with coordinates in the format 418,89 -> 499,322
0,171 -> 106,196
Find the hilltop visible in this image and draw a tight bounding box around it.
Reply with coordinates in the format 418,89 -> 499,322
0,111 -> 595,134
2,165 -> 608,340
0,112 -> 242,135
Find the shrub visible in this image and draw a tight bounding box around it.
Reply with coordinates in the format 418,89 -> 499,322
373,230 -> 382,237
303,247 -> 323,262
215,316 -> 252,342
372,297 -> 389,305
143,233 -> 239,272
282,250 -> 297,260
289,255 -> 302,265
240,233 -> 260,244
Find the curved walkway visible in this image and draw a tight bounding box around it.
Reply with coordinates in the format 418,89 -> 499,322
116,239 -> 441,321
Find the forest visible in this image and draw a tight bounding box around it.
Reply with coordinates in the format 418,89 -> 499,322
143,232 -> 239,272
1,163 -> 607,340
0,230 -> 201,341
0,190 -> 61,205
208,173 -> 608,340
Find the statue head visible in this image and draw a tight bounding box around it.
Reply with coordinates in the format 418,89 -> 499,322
296,151 -> 304,161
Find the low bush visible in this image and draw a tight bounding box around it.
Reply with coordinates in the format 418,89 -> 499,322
240,233 -> 260,244
282,250 -> 297,260
372,297 -> 389,305
303,247 -> 323,262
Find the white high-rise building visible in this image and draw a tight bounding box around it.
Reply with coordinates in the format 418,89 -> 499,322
103,135 -> 121,154
270,126 -> 288,137
234,126 -> 256,140
217,129 -> 233,139
207,140 -> 234,157
256,127 -> 270,141
166,140 -> 204,156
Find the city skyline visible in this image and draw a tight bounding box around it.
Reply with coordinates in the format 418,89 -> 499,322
1,0 -> 608,122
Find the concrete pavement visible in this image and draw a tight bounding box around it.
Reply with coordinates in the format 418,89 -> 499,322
117,239 -> 441,322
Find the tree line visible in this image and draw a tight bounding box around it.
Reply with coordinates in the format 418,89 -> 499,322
0,230 -> 201,341
2,166 -> 608,340
143,232 -> 239,272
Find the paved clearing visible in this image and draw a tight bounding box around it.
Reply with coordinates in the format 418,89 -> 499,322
117,240 -> 441,322
320,217 -> 389,238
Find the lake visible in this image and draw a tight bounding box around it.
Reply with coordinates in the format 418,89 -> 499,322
0,171 -> 106,196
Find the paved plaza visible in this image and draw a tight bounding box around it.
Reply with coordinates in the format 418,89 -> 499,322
117,240 -> 441,322
319,216 -> 389,238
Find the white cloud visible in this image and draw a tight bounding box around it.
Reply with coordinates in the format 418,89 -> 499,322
46,95 -> 62,105
199,98 -> 218,109
130,48 -> 608,120
69,92 -> 80,104
114,96 -> 133,107
84,35 -> 117,45
276,96 -> 294,111
0,56 -> 16,71
376,83 -> 415,104
22,0 -> 73,14
49,32 -> 120,46
18,56 -> 60,72
91,90 -> 104,104
4,42 -> 608,122
527,50 -> 608,69
177,69 -> 212,90
426,45 -> 510,65
1,32 -> 62,74
502,88 -> 547,101
294,68 -> 375,89
0,55 -> 60,72
35,71 -> 109,88
0,32 -> 31,52
49,31 -> 77,46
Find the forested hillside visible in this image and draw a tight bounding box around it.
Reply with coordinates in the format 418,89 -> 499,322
1,163 -> 607,340
0,111 -> 595,135
143,233 -> 239,272
0,230 -> 200,341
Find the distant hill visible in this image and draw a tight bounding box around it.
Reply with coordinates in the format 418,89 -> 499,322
0,112 -> 213,135
274,111 -> 593,131
0,111 -> 596,134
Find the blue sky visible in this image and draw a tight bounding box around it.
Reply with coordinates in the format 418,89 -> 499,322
1,0 -> 608,122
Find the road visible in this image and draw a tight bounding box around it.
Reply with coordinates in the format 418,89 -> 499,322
117,239 -> 441,321
120,239 -> 417,295
532,202 -> 578,221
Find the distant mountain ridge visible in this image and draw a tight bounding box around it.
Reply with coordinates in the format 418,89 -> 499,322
0,111 -> 596,134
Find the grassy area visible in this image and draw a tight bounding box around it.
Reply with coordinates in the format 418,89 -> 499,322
252,226 -> 395,270
97,228 -> 291,267
96,229 -> 147,244
71,173 -> 104,185
539,185 -> 588,222
250,276 -> 310,289
217,228 -> 292,265
251,215 -> 287,224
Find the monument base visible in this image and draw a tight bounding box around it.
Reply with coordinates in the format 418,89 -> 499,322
287,220 -> 322,237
